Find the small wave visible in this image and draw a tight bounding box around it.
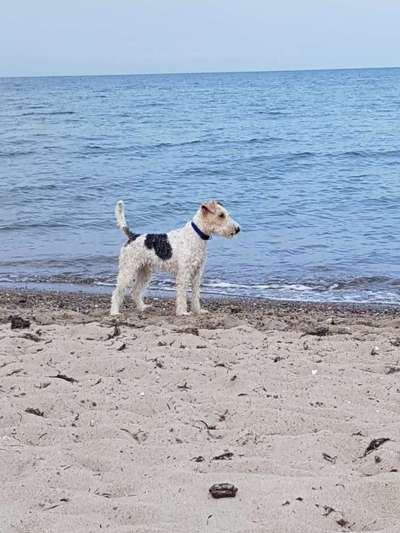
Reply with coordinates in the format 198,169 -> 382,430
85,144 -> 103,150
257,110 -> 288,117
329,276 -> 393,290
335,149 -> 400,159
0,221 -> 70,231
24,105 -> 47,110
133,102 -> 166,109
245,136 -> 283,144
268,111 -> 288,116
154,137 -> 285,149
8,139 -> 32,146
9,183 -> 58,193
256,282 -> 316,291
286,151 -> 315,160
20,111 -> 76,117
153,139 -> 203,148
79,143 -> 142,155
0,150 -> 34,158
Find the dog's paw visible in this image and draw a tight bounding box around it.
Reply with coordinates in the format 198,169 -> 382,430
176,310 -> 191,317
193,308 -> 209,315
138,303 -> 152,312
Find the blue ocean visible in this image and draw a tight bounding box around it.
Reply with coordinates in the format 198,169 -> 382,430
1,69 -> 400,303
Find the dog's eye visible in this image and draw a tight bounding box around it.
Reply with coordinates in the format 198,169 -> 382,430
219,213 -> 225,219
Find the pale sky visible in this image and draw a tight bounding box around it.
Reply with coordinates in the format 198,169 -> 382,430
1,0 -> 400,77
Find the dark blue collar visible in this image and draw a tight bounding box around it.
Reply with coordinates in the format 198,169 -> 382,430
191,221 -> 210,241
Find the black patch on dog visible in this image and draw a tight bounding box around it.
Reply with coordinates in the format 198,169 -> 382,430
144,233 -> 172,260
125,231 -> 141,246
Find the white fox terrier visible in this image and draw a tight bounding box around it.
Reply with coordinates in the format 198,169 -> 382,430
110,200 -> 240,316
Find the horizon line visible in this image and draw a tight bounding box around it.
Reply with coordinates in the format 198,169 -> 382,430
1,64 -> 400,80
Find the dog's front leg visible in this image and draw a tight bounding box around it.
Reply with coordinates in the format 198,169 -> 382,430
191,267 -> 206,314
176,269 -> 190,316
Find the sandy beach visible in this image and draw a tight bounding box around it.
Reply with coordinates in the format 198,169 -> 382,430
1,289 -> 400,532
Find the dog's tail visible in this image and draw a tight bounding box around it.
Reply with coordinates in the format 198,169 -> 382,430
115,200 -> 131,238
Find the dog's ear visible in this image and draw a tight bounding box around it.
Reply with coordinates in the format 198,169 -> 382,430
201,200 -> 218,215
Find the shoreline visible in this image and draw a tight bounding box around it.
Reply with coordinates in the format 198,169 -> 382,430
1,286 -> 400,321
2,271 -> 400,307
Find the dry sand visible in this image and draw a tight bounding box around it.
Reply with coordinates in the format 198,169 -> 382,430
1,289 -> 400,533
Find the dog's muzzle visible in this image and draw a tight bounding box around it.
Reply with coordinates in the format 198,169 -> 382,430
229,225 -> 240,237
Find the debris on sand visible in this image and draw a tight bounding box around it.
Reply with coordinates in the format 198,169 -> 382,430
35,382 -> 50,389
217,409 -> 229,422
10,315 -> 31,329
362,438 -> 390,457
318,504 -> 335,517
301,325 -> 330,337
177,382 -> 191,390
107,325 -> 121,339
49,372 -> 78,384
6,368 -> 24,377
322,453 -> 337,464
22,332 -> 41,342
176,327 -> 199,336
191,456 -> 205,462
198,420 -> 216,431
336,517 -> 350,527
194,420 -> 219,439
212,451 -> 234,461
385,366 -> 400,375
209,483 -> 238,499
25,407 -> 44,417
120,428 -> 147,443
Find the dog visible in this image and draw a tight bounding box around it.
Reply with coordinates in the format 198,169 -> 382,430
110,199 -> 240,316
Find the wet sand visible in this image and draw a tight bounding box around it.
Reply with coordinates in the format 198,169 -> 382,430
1,289 -> 400,532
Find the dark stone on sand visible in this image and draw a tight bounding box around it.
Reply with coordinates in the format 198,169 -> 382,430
10,315 -> 30,329
209,483 -> 238,498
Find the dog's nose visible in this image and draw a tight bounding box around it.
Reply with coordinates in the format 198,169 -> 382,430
235,226 -> 240,234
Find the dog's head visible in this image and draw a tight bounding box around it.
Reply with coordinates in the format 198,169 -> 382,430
198,200 -> 240,238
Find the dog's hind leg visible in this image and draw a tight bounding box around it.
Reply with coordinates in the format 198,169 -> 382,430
131,266 -> 152,312
111,269 -> 131,315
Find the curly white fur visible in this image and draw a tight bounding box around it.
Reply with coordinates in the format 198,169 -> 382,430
110,200 -> 240,316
